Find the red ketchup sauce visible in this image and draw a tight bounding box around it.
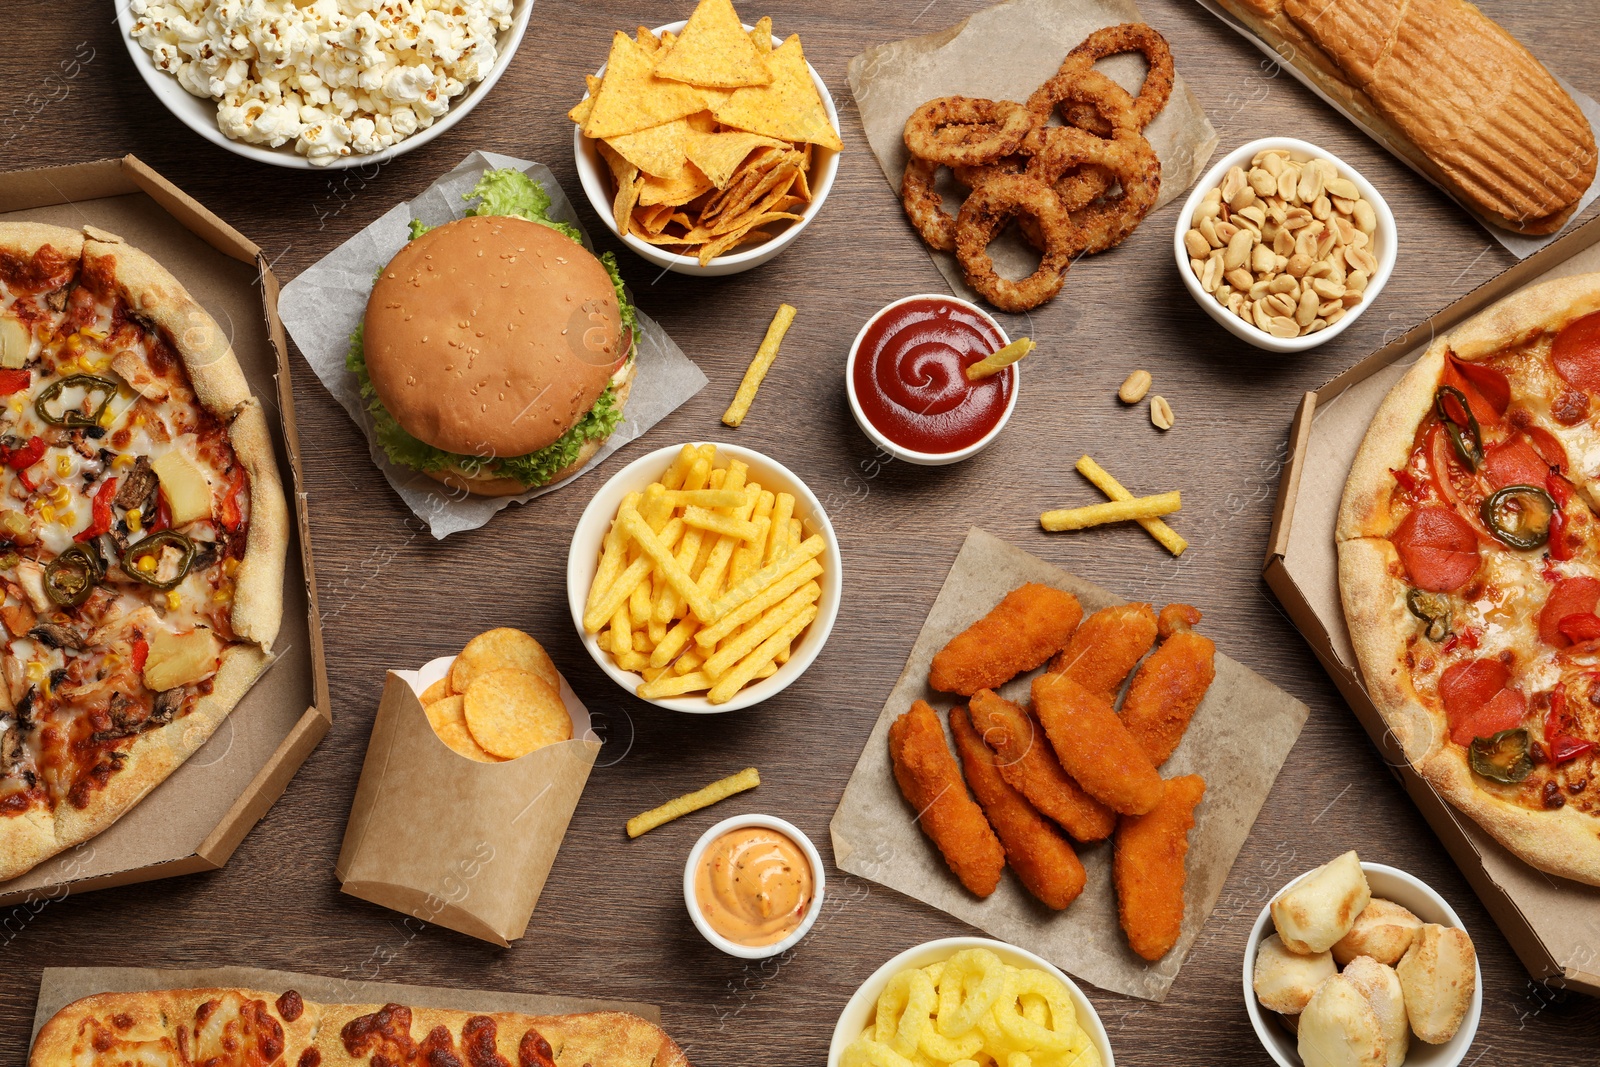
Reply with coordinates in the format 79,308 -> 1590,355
852,297 -> 1013,454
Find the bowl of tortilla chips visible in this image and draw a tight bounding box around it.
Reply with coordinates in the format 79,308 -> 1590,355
570,0 -> 842,276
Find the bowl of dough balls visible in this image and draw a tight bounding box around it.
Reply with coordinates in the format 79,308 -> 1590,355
1244,851 -> 1481,1067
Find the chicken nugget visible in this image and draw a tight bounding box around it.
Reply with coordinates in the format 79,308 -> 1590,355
951,705 -> 1086,910
969,688 -> 1115,842
1048,602 -> 1158,701
889,700 -> 1005,897
1032,671 -> 1163,815
1114,774 -> 1207,961
1121,606 -> 1216,765
930,583 -> 1083,696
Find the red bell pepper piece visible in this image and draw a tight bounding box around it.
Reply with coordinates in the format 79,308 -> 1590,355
1545,684 -> 1597,765
218,466 -> 245,533
131,638 -> 148,675
74,477 -> 117,543
1559,613 -> 1600,643
0,369 -> 30,396
1391,466 -> 1422,494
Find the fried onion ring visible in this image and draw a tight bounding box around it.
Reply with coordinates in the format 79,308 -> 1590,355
1026,66 -> 1139,139
901,156 -> 959,251
954,174 -> 1077,312
952,152 -> 1028,189
1025,126 -> 1161,254
904,97 -> 1041,167
1059,23 -> 1175,134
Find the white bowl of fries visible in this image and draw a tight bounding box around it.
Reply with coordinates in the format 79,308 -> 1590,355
572,19 -> 841,276
827,937 -> 1115,1067
568,442 -> 842,713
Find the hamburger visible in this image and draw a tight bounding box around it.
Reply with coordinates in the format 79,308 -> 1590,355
347,170 -> 638,496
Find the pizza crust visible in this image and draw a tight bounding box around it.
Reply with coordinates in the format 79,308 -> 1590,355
228,399 -> 288,650
1336,342 -> 1446,541
0,222 -> 85,265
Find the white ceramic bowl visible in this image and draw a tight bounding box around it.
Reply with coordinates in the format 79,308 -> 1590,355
566,443 -> 842,713
1174,137 -> 1397,353
845,294 -> 1020,466
827,937 -> 1115,1067
683,813 -> 825,959
1243,861 -> 1483,1067
573,20 -> 841,276
116,1 -> 531,170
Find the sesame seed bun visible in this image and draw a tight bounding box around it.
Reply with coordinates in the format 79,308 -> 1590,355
363,215 -> 630,462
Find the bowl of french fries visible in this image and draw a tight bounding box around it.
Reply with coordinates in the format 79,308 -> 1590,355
570,5 -> 842,276
568,442 -> 842,712
827,937 -> 1115,1067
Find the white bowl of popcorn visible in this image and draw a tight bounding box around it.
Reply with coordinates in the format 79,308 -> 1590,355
1174,137 -> 1397,353
117,0 -> 532,169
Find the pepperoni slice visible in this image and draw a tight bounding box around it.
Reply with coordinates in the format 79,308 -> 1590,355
1552,310 -> 1600,394
1446,355 -> 1511,421
1538,576 -> 1600,647
1526,426 -> 1569,472
1393,506 -> 1480,592
1439,658 -> 1527,746
1483,436 -> 1552,489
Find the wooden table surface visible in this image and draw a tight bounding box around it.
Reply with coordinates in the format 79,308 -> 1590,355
5,1 -> 1600,1063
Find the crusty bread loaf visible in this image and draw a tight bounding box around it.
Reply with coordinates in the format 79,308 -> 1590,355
1213,0 -> 1595,234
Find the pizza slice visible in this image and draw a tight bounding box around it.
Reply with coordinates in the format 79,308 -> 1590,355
0,222 -> 289,881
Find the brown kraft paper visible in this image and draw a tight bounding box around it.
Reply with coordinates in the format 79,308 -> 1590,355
831,527 -> 1308,1002
336,657 -> 600,946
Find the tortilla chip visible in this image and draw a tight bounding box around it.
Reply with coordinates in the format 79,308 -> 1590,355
704,148 -> 797,220
638,161 -> 715,206
584,31 -> 708,139
750,16 -> 773,52
697,210 -> 794,264
607,112 -> 715,180
568,73 -> 603,124
597,141 -> 643,233
710,168 -> 801,233
712,35 -> 842,150
636,25 -> 660,53
653,0 -> 774,89
684,129 -> 789,188
636,202 -> 675,235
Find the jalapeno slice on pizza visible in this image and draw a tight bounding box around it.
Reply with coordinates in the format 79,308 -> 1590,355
0,222 -> 288,882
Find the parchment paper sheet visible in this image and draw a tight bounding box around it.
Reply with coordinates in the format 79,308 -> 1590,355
847,0 -> 1219,304
1193,0 -> 1600,258
279,150 -> 708,539
31,966 -> 660,1044
830,528 -> 1308,1002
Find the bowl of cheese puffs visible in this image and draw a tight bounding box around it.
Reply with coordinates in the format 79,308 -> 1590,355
1245,852 -> 1481,1067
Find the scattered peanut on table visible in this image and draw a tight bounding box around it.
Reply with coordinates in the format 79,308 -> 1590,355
1119,369 -> 1152,404
1186,150 -> 1378,339
1150,395 -> 1174,430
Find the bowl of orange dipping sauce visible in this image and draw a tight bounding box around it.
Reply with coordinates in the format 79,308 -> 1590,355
683,814 -> 825,959
846,293 -> 1019,465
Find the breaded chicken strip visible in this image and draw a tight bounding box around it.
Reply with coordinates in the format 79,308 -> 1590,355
889,700 -> 1005,897
930,583 -> 1083,696
968,688 -> 1115,842
1048,602 -> 1158,701
1114,774 -> 1207,961
951,705 -> 1086,910
1031,670 -> 1163,816
1122,605 -> 1216,766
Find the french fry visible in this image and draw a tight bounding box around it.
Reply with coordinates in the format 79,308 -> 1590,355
683,505 -> 760,541
650,616 -> 700,669
656,525 -> 705,624
620,507 -> 717,622
1040,492 -> 1181,531
964,336 -> 1033,380
614,650 -> 650,672
674,647 -> 706,675
711,534 -> 826,621
610,606 -> 632,655
767,492 -> 794,562
637,670 -> 713,700
585,491 -> 641,621
641,664 -> 668,682
703,582 -> 820,679
1076,455 -> 1189,556
585,537 -> 657,633
628,557 -> 652,626
626,767 -> 761,837
660,445 -> 698,491
708,605 -> 817,703
722,303 -> 797,428
729,515 -> 771,587
790,517 -> 801,544
664,488 -> 747,508
649,618 -> 667,645
696,486 -> 759,597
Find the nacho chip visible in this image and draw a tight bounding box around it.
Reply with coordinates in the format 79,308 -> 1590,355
596,141 -> 643,232
569,96 -> 595,125
684,129 -> 789,188
711,171 -> 801,234
706,153 -> 796,222
463,669 -> 573,759
584,31 -> 708,140
426,695 -> 503,763
637,202 -> 676,235
450,627 -> 561,694
653,0 -> 773,89
713,35 -> 842,150
607,111 -> 717,180
697,212 -> 796,265
750,16 -> 773,52
698,86 -> 735,110
636,25 -> 660,53
638,161 -> 715,206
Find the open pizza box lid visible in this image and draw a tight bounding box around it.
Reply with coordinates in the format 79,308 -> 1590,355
0,156 -> 330,904
1265,213 -> 1600,997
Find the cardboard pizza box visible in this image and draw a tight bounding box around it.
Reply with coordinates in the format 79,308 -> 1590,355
1265,212 -> 1600,997
0,156 -> 331,904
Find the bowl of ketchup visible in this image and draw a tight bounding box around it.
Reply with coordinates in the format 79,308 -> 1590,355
846,294 -> 1019,465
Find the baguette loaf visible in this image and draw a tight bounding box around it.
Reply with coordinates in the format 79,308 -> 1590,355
30,989 -> 692,1067
1212,0 -> 1595,234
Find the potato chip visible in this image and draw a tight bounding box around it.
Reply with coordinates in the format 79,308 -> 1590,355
684,129 -> 789,188
607,111 -> 717,180
638,162 -> 715,206
750,16 -> 773,52
425,695 -> 503,763
713,36 -> 841,150
653,0 -> 773,89
584,32 -> 708,140
420,677 -> 452,705
463,669 -> 572,759
450,627 -> 560,694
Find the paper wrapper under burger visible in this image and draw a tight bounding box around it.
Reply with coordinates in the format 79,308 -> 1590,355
847,0 -> 1219,308
336,657 -> 599,946
831,528 -> 1308,1002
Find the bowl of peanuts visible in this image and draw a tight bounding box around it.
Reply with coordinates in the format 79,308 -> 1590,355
1174,137 -> 1396,353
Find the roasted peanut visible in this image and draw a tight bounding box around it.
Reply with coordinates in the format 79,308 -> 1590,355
1119,370 -> 1152,404
1150,395 -> 1174,430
